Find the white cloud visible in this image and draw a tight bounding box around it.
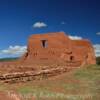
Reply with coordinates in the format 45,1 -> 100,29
96,32 -> 100,35
61,21 -> 66,24
68,35 -> 82,40
93,44 -> 100,57
33,22 -> 47,28
0,45 -> 27,58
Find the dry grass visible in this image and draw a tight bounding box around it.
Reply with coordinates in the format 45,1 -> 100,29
0,64 -> 100,100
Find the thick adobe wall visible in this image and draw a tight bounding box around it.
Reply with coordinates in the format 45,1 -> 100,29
28,32 -> 71,50
22,32 -> 73,64
20,32 -> 96,66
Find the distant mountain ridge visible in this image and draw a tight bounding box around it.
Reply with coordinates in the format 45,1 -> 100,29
0,57 -> 19,62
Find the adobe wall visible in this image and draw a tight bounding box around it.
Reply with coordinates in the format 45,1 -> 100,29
72,40 -> 96,64
20,32 -> 96,66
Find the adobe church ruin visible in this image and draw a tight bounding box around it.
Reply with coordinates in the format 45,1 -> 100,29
20,32 -> 96,66
0,32 -> 96,83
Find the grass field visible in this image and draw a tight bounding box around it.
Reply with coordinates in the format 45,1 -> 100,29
0,64 -> 100,100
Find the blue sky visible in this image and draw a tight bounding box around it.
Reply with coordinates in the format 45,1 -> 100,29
0,0 -> 100,58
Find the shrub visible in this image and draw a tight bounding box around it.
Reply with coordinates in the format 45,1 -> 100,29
96,57 -> 100,65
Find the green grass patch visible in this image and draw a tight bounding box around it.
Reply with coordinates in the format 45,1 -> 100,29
0,57 -> 19,62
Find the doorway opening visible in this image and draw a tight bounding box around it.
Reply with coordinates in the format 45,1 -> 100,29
70,56 -> 74,61
41,40 -> 48,48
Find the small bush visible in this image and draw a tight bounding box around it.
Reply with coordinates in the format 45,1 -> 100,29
96,57 -> 100,65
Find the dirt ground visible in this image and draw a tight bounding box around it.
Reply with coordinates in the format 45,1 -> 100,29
0,64 -> 99,100
0,91 -> 21,100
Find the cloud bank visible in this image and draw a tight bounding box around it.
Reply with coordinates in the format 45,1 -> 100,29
0,45 -> 27,58
93,44 -> 100,57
